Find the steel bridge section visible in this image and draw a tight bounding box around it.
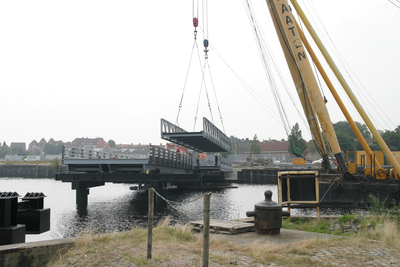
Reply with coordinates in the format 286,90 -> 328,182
56,173 -> 201,183
160,118 -> 231,152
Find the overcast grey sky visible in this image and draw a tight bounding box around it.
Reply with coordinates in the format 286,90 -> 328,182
1,0 -> 399,146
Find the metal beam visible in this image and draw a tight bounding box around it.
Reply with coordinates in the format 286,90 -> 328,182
160,118 -> 231,152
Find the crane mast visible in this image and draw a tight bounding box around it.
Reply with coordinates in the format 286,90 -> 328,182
266,0 -> 348,174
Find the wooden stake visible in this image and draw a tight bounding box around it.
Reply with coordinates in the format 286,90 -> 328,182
147,188 -> 154,259
203,193 -> 211,267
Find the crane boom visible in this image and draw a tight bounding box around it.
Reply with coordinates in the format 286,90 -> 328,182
290,0 -> 400,178
266,0 -> 348,173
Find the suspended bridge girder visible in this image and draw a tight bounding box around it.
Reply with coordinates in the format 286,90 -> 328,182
160,118 -> 231,152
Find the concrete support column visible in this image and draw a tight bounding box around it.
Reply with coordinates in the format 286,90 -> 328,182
72,181 -> 90,208
76,188 -> 89,207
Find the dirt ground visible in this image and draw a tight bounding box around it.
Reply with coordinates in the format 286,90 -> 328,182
48,228 -> 400,267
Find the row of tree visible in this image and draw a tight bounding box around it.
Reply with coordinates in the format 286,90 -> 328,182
2,122 -> 399,159
286,121 -> 400,157
0,142 -> 26,158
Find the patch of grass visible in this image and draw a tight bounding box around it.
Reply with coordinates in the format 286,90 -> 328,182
209,253 -> 231,265
337,213 -> 355,224
282,217 -> 332,234
153,216 -> 194,243
287,246 -> 311,255
123,252 -> 148,265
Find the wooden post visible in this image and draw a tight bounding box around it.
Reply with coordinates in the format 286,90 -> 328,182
202,193 -> 211,267
147,188 -> 154,259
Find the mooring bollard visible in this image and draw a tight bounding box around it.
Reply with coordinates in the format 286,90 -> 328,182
203,192 -> 211,267
147,188 -> 154,259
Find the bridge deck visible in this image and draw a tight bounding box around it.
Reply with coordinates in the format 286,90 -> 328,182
161,118 -> 231,152
57,145 -> 234,206
61,145 -> 233,173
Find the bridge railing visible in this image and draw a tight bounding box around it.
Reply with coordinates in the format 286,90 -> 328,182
149,146 -> 193,170
202,118 -> 231,152
62,146 -> 144,160
203,155 -> 233,171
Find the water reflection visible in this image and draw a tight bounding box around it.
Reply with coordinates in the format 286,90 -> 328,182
2,178 -> 280,242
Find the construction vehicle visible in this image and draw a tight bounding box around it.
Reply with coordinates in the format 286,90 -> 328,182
264,0 -> 400,211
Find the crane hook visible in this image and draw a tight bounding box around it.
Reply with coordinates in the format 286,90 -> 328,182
203,39 -> 209,58
193,17 -> 198,38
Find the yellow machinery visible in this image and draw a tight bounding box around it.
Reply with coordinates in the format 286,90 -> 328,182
346,151 -> 400,179
264,0 -> 400,209
292,158 -> 306,165
266,0 -> 400,180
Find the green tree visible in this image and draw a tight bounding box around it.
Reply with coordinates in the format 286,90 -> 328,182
369,125 -> 400,151
229,135 -> 241,142
369,141 -> 380,151
250,134 -> 262,155
287,123 -> 307,156
0,143 -> 11,158
307,140 -> 317,153
108,139 -> 116,148
11,146 -> 25,155
44,143 -> 63,155
50,158 -> 60,173
333,121 -> 371,139
336,131 -> 355,152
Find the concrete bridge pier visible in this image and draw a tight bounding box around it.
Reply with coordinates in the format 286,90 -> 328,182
72,181 -> 105,207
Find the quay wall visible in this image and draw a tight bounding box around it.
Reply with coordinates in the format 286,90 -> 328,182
235,166 -> 323,184
0,164 -> 67,178
0,238 -> 74,267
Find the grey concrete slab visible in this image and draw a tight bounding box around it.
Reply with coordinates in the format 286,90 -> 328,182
210,228 -> 342,247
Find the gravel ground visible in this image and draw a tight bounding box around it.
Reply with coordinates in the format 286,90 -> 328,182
48,229 -> 400,267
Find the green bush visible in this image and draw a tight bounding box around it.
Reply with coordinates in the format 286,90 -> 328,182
50,158 -> 60,173
337,214 -> 355,225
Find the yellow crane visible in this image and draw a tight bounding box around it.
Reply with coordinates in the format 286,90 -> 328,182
266,0 -> 400,180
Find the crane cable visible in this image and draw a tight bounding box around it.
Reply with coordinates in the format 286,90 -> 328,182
193,0 -> 215,131
267,0 -> 327,159
175,21 -> 200,126
243,0 -> 292,136
193,54 -> 215,131
206,59 -> 226,133
178,0 -> 226,133
193,0 -> 227,132
243,0 -> 314,148
303,0 -> 396,130
244,0 -> 306,157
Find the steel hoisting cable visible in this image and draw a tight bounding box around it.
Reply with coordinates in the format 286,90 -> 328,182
211,44 -> 285,127
176,1 -> 201,126
176,39 -> 198,126
193,57 -> 215,131
243,0 -> 292,136
193,0 -> 218,131
266,0 -> 327,158
202,0 -> 209,58
388,0 -> 400,10
303,0 -> 396,130
244,0 -> 308,155
244,0 -> 307,156
193,0 -> 199,22
192,35 -> 211,131
242,0 -> 312,143
193,0 -> 199,38
205,59 -> 226,133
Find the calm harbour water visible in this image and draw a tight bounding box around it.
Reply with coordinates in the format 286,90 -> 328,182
1,178 -> 284,243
